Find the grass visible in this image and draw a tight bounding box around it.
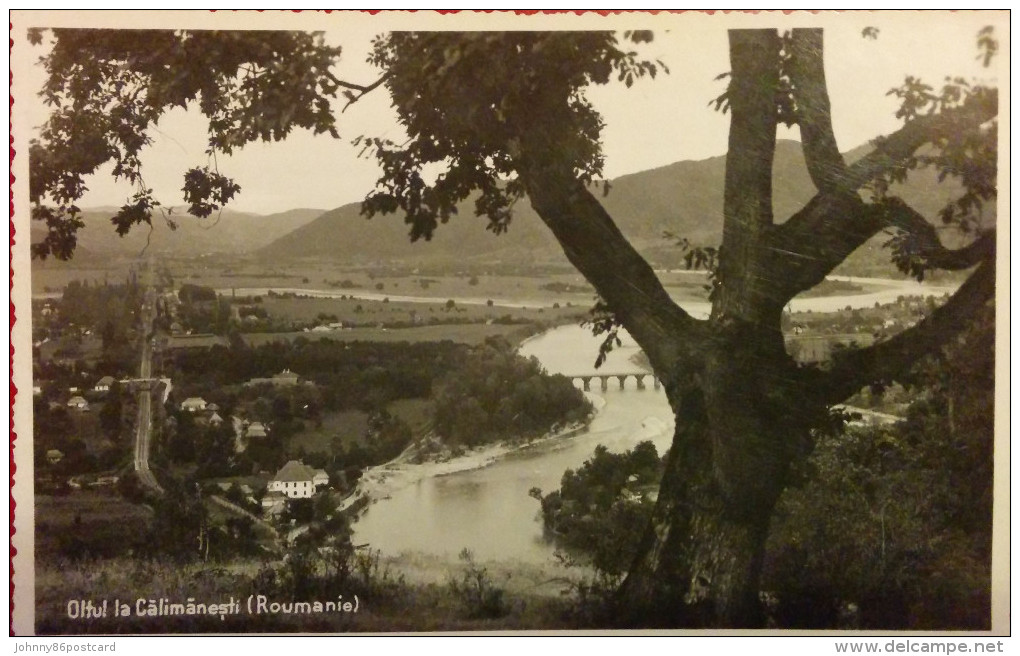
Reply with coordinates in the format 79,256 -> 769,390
287,399 -> 431,456
33,554 -> 583,634
242,323 -> 545,346
256,293 -> 587,326
386,398 -> 432,434
198,267 -> 599,302
30,265 -> 134,296
35,492 -> 153,560
288,410 -> 370,455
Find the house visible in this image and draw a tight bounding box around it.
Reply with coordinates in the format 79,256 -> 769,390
181,397 -> 207,413
267,460 -> 328,499
46,449 -> 64,464
67,396 -> 89,411
93,376 -> 116,393
246,422 -> 268,438
272,369 -> 300,385
208,412 -> 224,427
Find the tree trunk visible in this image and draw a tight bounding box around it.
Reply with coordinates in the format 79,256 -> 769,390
614,332 -> 798,628
615,425 -> 775,628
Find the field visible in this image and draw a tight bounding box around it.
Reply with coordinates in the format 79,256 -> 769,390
242,323 -> 546,347
257,293 -> 587,324
30,263 -> 137,296
287,399 -> 432,456
34,492 -> 154,560
287,410 -> 371,455
30,252 -> 870,308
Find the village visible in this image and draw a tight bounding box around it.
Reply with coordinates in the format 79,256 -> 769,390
31,271 -> 601,556
32,268 -> 943,540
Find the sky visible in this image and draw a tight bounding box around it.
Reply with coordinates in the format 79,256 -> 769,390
11,10 -> 1005,215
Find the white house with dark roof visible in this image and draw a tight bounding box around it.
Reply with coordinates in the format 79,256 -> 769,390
267,460 -> 329,499
180,397 -> 207,413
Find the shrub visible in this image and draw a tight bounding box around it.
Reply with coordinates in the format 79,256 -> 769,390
447,549 -> 512,619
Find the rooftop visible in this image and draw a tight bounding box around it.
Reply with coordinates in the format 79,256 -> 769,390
272,460 -> 317,483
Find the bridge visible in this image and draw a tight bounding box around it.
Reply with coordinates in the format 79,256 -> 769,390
567,372 -> 660,392
563,334 -> 878,392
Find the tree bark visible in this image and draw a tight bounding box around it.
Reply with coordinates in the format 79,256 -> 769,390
515,137 -> 701,376
716,29 -> 781,325
608,312 -> 817,628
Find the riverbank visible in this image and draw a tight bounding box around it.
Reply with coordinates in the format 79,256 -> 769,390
340,392 -> 606,516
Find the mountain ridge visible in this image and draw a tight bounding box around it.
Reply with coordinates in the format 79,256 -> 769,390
31,207 -> 327,261
258,139 -> 976,270
40,139 -> 983,273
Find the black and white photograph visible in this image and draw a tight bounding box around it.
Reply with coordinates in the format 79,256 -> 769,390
9,9 -> 1009,637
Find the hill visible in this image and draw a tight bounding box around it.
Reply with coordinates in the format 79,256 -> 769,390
258,140 -> 985,275
31,207 -> 326,261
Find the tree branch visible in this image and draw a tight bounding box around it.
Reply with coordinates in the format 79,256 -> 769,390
814,259 -> 995,405
329,72 -> 390,112
716,29 -> 781,323
757,51 -> 997,312
838,88 -> 998,193
516,152 -> 703,374
331,72 -> 390,94
879,197 -> 996,274
764,194 -> 994,302
788,29 -> 847,192
762,191 -> 877,299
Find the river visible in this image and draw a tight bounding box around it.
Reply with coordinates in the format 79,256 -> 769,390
351,277 -> 957,564
219,275 -> 954,318
353,325 -> 672,564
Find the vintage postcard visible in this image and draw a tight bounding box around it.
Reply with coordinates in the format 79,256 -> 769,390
10,10 -> 1009,636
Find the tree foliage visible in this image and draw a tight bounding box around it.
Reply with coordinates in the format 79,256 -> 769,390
432,336 -> 591,446
533,441 -> 663,577
29,29 -> 343,259
359,32 -> 662,241
764,305 -> 994,629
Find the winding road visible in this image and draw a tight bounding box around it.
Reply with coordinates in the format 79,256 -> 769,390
133,264 -> 163,493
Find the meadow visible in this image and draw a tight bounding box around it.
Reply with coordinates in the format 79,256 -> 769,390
34,492 -> 154,560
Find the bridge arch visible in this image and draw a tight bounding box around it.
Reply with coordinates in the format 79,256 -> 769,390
569,372 -> 660,392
